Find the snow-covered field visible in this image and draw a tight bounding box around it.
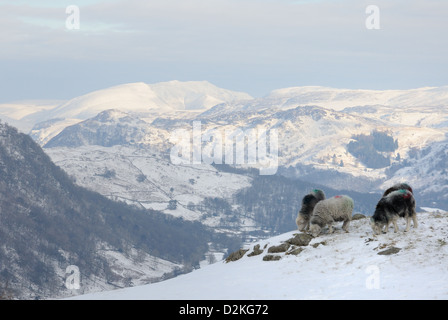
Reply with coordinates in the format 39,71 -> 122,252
70,211 -> 448,300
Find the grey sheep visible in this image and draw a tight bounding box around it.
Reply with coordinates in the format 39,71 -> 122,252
309,195 -> 354,237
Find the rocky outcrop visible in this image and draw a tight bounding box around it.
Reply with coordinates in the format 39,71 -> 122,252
226,232 -> 314,263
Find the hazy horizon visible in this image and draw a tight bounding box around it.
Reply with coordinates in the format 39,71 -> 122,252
1,0 -> 447,103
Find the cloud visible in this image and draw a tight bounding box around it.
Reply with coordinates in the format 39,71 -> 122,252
2,0 -> 447,62
0,0 -> 447,100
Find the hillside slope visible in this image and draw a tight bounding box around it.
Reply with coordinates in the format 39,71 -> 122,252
73,211 -> 448,300
0,122 -> 224,299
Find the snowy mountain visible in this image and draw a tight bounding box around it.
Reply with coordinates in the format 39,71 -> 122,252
45,81 -> 253,120
43,109 -> 169,148
0,100 -> 65,132
10,81 -> 252,145
18,83 -> 445,227
43,103 -> 448,208
255,85 -> 448,111
381,139 -> 448,206
70,210 -> 448,300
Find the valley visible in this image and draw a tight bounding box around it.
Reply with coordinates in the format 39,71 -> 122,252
1,81 -> 448,299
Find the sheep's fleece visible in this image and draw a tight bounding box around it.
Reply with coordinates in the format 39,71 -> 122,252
309,195 -> 354,236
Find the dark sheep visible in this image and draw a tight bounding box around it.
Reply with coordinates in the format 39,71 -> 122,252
296,189 -> 325,232
383,182 -> 413,197
371,189 -> 418,235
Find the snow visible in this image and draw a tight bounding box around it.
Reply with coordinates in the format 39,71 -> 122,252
46,145 -> 253,225
12,84 -> 448,192
97,246 -> 182,285
70,211 -> 448,300
46,81 -> 253,120
262,86 -> 448,111
0,99 -> 63,120
421,207 -> 447,214
0,99 -> 65,132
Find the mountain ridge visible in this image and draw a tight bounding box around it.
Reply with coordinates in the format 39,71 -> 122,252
36,80 -> 254,121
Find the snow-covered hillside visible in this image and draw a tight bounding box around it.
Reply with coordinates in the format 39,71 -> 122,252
258,86 -> 448,111
381,139 -> 448,205
44,104 -> 448,199
46,145 -> 254,228
6,82 -> 448,147
33,82 -> 448,212
71,210 -> 448,300
46,81 -> 253,120
9,81 -> 252,144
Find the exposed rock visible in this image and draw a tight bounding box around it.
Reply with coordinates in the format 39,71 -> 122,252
311,241 -> 327,248
225,249 -> 249,263
247,244 -> 264,257
268,243 -> 290,253
263,255 -> 281,261
377,247 -> 401,255
352,213 -> 367,220
286,247 -> 304,255
286,233 -> 313,246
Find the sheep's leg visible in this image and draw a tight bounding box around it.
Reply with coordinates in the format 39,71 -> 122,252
412,215 -> 418,229
342,219 -> 350,233
328,223 -> 333,234
392,217 -> 399,233
405,216 -> 411,232
384,221 -> 391,234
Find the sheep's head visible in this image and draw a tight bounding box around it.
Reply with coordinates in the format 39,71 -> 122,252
370,217 -> 383,235
296,215 -> 309,232
309,224 -> 321,237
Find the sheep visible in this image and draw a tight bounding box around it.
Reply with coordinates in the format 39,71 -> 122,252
383,182 -> 413,197
296,189 -> 326,232
309,195 -> 354,237
370,189 -> 418,235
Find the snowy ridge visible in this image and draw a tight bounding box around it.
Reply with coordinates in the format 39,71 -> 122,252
38,81 -> 253,121
0,100 -> 65,132
71,211 -> 448,300
261,86 -> 448,111
3,81 -> 448,134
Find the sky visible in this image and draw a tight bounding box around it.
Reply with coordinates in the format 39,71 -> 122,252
0,0 -> 447,102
